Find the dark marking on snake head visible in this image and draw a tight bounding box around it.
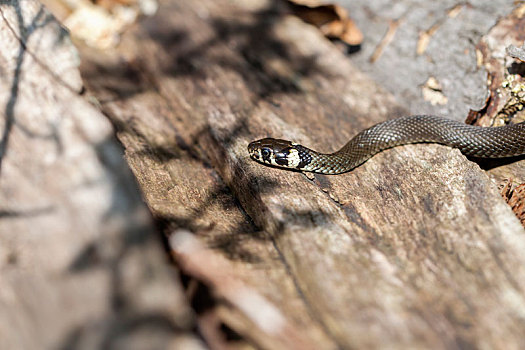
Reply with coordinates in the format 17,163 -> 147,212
275,147 -> 299,167
294,145 -> 313,169
275,150 -> 289,166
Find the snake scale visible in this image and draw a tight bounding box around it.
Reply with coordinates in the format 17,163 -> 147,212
248,115 -> 525,174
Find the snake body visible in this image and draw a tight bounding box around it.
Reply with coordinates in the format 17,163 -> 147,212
247,115 -> 525,174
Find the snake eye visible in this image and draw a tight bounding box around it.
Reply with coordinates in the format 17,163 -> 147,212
261,148 -> 271,158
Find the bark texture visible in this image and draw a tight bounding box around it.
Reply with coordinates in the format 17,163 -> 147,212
0,1 -> 200,349
3,0 -> 525,349
78,0 -> 525,349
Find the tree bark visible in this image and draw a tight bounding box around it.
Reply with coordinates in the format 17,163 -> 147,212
0,1 -> 199,349
78,0 -> 525,349
3,0 -> 525,348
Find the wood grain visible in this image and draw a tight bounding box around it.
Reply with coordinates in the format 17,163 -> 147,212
77,0 -> 525,348
0,1 -> 198,348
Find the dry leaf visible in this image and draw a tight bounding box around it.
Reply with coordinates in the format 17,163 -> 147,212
501,179 -> 525,226
467,7 -> 525,126
288,0 -> 363,46
421,77 -> 448,106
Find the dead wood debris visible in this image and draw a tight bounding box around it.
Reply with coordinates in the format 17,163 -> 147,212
288,0 -> 363,46
40,0 -> 158,48
421,76 -> 448,106
467,7 -> 525,126
170,230 -> 317,350
507,42 -> 525,62
500,179 -> 525,226
416,3 -> 464,55
369,18 -> 401,63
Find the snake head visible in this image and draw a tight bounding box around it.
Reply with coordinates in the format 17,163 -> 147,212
248,138 -> 312,170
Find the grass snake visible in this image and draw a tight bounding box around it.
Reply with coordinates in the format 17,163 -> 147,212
248,115 -> 525,174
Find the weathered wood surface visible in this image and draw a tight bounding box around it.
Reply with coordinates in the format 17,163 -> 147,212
0,1 -> 201,349
344,0 -> 525,184
76,0 -> 525,349
343,0 -> 513,119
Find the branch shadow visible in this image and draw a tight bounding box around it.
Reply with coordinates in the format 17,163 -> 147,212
60,131 -> 297,348
134,0 -> 341,102
65,1 -> 351,346
76,0 -> 350,255
99,101 -> 282,263
79,55 -> 154,104
0,1 -> 65,174
61,135 -> 198,349
1,0 -> 349,347
0,205 -> 55,218
80,0 -> 339,106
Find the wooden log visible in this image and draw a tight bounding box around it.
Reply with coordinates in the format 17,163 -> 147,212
75,0 -> 525,348
0,1 -> 200,348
